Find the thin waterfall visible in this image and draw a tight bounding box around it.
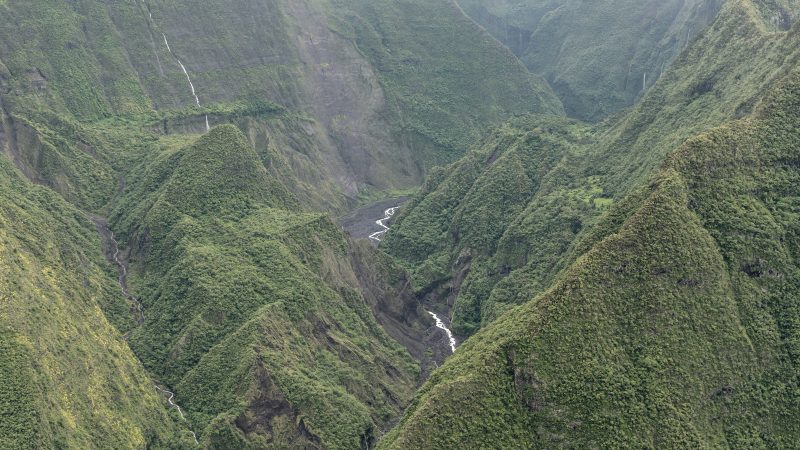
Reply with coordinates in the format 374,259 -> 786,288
139,0 -> 209,132
161,33 -> 210,132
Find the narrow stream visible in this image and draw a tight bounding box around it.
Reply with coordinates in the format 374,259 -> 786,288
155,385 -> 199,444
95,215 -> 200,444
109,229 -> 145,324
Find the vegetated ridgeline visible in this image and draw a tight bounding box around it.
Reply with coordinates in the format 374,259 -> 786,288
103,125 -> 424,448
384,0 -> 800,341
369,206 -> 457,354
90,215 -> 199,445
378,4 -> 800,445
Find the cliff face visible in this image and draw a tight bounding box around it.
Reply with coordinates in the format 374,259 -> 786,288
0,0 -> 562,210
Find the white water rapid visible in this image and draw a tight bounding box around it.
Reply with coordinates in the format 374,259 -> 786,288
368,207 -> 398,242
428,311 -> 457,354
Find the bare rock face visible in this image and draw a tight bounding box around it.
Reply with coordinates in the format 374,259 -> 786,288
137,0 -> 411,202
27,68 -> 47,92
283,0 -> 419,196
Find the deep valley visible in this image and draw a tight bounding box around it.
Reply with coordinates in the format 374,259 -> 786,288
0,0 -> 798,448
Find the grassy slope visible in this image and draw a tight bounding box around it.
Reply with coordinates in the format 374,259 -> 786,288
0,158 -> 190,448
106,125 -> 424,448
380,65 -> 800,450
384,0 -> 800,336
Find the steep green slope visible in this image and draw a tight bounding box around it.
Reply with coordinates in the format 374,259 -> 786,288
0,0 -> 562,210
0,2 -> 503,446
329,0 -> 563,165
381,65 -> 800,450
104,125 -> 431,448
456,0 -> 796,121
385,0 -> 800,336
0,159 -> 191,448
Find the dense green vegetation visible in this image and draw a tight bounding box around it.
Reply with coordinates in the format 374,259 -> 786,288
0,157 -> 190,448
0,0 -> 561,211
381,49 -> 800,450
1,0 -> 536,445
379,1 -> 800,446
101,125 -> 427,447
385,0 -> 800,337
1,0 -> 798,447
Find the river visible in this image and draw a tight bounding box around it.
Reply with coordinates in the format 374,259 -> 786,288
341,200 -> 458,354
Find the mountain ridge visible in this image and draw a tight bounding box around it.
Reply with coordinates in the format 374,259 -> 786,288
0,0 -> 797,448
384,0 -> 800,337
380,65 -> 800,449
